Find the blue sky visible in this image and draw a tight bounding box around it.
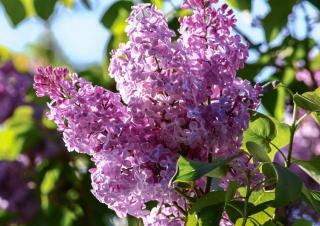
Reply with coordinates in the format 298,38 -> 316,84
0,0 -> 319,71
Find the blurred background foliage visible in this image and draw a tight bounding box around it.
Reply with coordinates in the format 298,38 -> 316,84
0,0 -> 319,225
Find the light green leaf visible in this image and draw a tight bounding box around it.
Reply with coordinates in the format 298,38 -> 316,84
246,141 -> 271,162
40,168 -> 60,209
186,213 -> 198,226
171,156 -> 227,183
0,106 -> 41,160
293,88 -> 320,112
243,112 -> 276,153
227,0 -> 251,11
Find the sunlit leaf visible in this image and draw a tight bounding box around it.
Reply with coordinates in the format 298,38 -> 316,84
246,141 -> 271,162
294,88 -> 320,112
171,156 -> 227,183
243,112 -> 276,153
227,0 -> 251,11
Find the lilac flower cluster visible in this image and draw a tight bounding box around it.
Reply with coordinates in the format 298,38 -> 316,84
0,160 -> 39,223
0,62 -> 31,123
34,0 -> 261,225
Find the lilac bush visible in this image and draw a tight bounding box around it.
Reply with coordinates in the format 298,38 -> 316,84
0,160 -> 39,223
33,0 -> 262,225
0,62 -> 30,123
32,0 -> 320,225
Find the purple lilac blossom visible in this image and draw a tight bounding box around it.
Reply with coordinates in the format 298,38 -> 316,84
0,62 -> 31,123
296,69 -> 320,87
33,0 -> 261,225
0,160 -> 39,223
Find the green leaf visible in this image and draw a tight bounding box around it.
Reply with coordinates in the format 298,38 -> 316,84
190,191 -> 226,213
1,0 -> 26,26
292,219 -> 313,226
186,213 -> 198,226
269,119 -> 291,161
263,221 -> 277,226
307,0 -> 320,10
100,0 -> 133,29
270,120 -> 290,150
34,0 -> 58,20
262,163 -> 302,207
0,106 -> 41,160
171,156 -> 227,183
294,156 -> 320,184
225,181 -> 238,203
243,112 -> 276,153
263,0 -> 297,42
40,168 -> 60,209
61,0 -> 74,8
294,88 -> 320,112
227,0 -> 251,11
301,185 -> 320,213
227,200 -> 273,224
246,141 -> 271,162
312,112 -> 320,125
143,0 -> 163,8
197,204 -> 224,226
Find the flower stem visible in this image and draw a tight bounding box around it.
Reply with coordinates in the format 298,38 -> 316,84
287,103 -> 298,168
242,175 -> 252,226
205,153 -> 213,193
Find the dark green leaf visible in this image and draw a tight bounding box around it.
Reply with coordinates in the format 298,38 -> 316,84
246,141 -> 271,162
197,204 -> 224,226
34,0 -> 58,20
294,156 -> 320,184
81,0 -> 90,9
171,156 -> 227,183
100,1 -> 133,29
301,185 -> 320,213
263,0 -> 297,42
190,191 -> 226,213
262,163 -> 302,207
263,221 -> 277,226
145,200 -> 158,211
225,181 -> 238,203
292,219 -> 313,226
1,0 -> 26,26
307,0 -> 320,10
